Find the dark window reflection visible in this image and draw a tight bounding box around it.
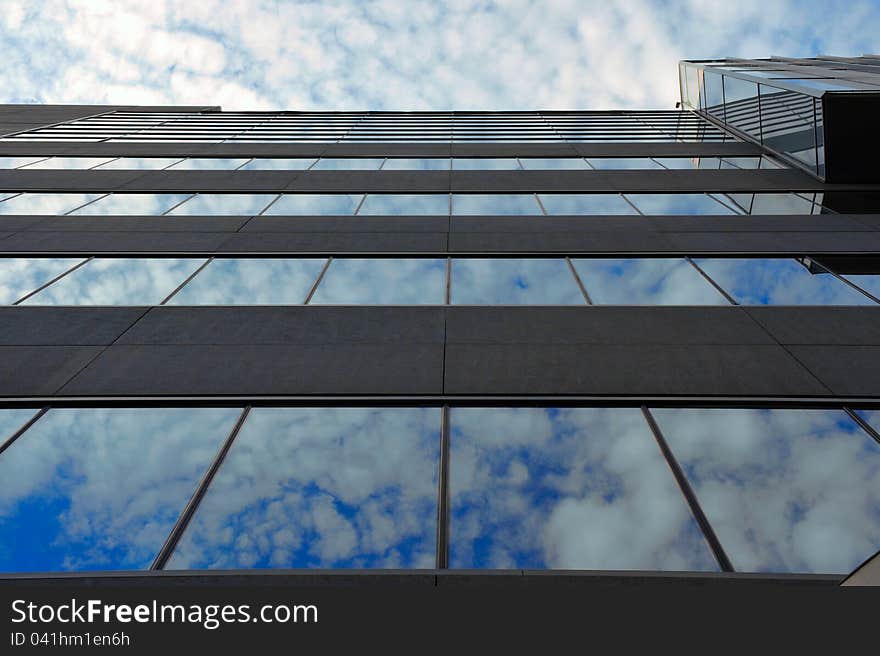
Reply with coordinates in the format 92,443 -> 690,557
0,408 -> 239,572
450,408 -> 717,570
168,408 -> 440,569
625,193 -> 735,215
652,408 -> 880,573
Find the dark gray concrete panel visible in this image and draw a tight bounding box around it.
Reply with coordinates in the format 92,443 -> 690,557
285,171 -> 450,192
662,231 -> 880,253
0,231 -> 232,252
744,307 -> 880,345
451,143 -> 580,157
451,216 -> 640,232
117,306 -> 445,345
649,215 -> 876,233
0,346 -> 104,395
0,170 -> 146,191
571,142 -> 763,157
0,142 -> 218,158
0,216 -> 47,231
445,307 -> 773,345
241,216 -> 448,233
0,307 -> 147,345
600,169 -> 820,193
447,231 -> 676,252
116,170 -> 300,192
58,343 -> 444,395
450,170 -> 615,192
217,231 -> 449,253
23,216 -> 250,232
322,143 -> 452,157
0,123 -> 53,136
444,344 -> 830,395
786,346 -> 880,396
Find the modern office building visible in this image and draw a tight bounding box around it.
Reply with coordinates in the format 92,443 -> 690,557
0,55 -> 879,587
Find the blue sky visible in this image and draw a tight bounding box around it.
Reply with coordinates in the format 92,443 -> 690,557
1,0 -> 879,111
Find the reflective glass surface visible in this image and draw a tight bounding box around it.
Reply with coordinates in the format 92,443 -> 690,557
450,408 -> 717,570
0,258 -> 84,304
0,157 -> 48,168
381,158 -> 450,170
311,158 -> 385,170
168,194 -> 277,215
21,157 -> 116,169
0,408 -> 238,572
238,158 -> 316,170
70,193 -> 193,215
168,258 -> 326,305
785,79 -> 862,92
310,258 -> 445,304
538,193 -> 638,215
726,193 -> 818,215
23,258 -> 205,305
358,194 -> 449,215
694,258 -> 874,305
586,157 -> 663,170
723,75 -> 761,134
626,193 -> 735,215
652,408 -> 880,573
261,193 -> 363,215
451,258 -> 584,305
572,258 -> 728,305
167,158 -> 251,170
168,408 -> 439,569
855,410 -> 880,434
0,409 -> 40,441
452,158 -> 521,170
0,193 -> 105,215
94,157 -> 183,170
653,157 -> 720,170
452,194 -> 541,215
518,158 -> 590,170
838,273 -> 880,301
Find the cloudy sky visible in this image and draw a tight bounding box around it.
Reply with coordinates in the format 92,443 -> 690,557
1,0 -> 879,111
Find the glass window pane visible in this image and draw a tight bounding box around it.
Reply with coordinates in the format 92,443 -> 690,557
0,193 -> 105,215
358,194 -> 449,215
238,158 -> 316,170
0,408 -> 39,440
22,258 -> 206,305
262,194 -> 362,215
725,192 -> 816,215
452,194 -> 541,215
21,157 -> 116,169
168,194 -> 277,215
572,258 -> 728,305
694,258 -> 874,305
723,75 -> 761,135
539,193 -> 638,215
167,158 -> 251,170
759,85 -> 817,172
838,273 -> 880,301
719,157 -> 763,169
586,157 -> 663,170
167,258 -> 325,305
855,410 -> 880,434
310,258 -> 445,305
168,408 -> 439,569
518,158 -> 589,170
653,157 -> 722,170
0,408 -> 239,572
452,158 -> 520,170
450,407 -> 717,570
451,258 -> 584,305
381,158 -> 449,170
94,157 -> 182,170
704,69 -> 725,121
0,157 -> 49,169
0,258 -> 84,304
652,408 -> 880,573
626,193 -> 735,215
69,193 -> 193,215
311,158 -> 385,170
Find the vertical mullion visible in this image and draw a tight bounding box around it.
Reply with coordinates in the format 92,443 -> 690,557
13,257 -> 93,305
844,407 -> 880,446
353,194 -> 367,215
159,257 -> 214,305
686,256 -> 738,305
808,257 -> 880,305
303,257 -> 333,304
621,193 -> 645,215
641,406 -> 734,572
566,257 -> 593,305
151,405 -> 252,570
0,407 -> 49,458
63,193 -> 111,215
436,405 -> 451,569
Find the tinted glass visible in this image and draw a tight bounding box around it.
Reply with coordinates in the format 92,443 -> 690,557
261,194 -> 363,215
168,408 -> 439,569
168,258 -> 326,305
838,273 -> 880,301
572,258 -> 728,305
694,258 -> 874,305
310,258 -> 445,304
358,194 -> 449,215
723,75 -> 761,134
167,158 -> 250,170
518,158 -> 590,170
94,157 -> 182,170
0,258 -> 84,304
652,408 -> 880,573
539,193 -> 638,215
70,193 -> 193,215
452,159 -> 521,170
450,408 -> 716,570
0,408 -> 238,572
21,157 -> 116,169
0,157 -> 48,168
725,193 -> 817,215
312,158 -> 385,170
238,158 -> 316,170
451,258 -> 584,305
452,194 -> 541,215
654,157 -> 721,170
626,193 -> 735,215
0,193 -> 105,215
586,158 -> 663,170
168,194 -> 277,215
381,158 -> 449,170
0,409 -> 40,441
22,258 -> 205,305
